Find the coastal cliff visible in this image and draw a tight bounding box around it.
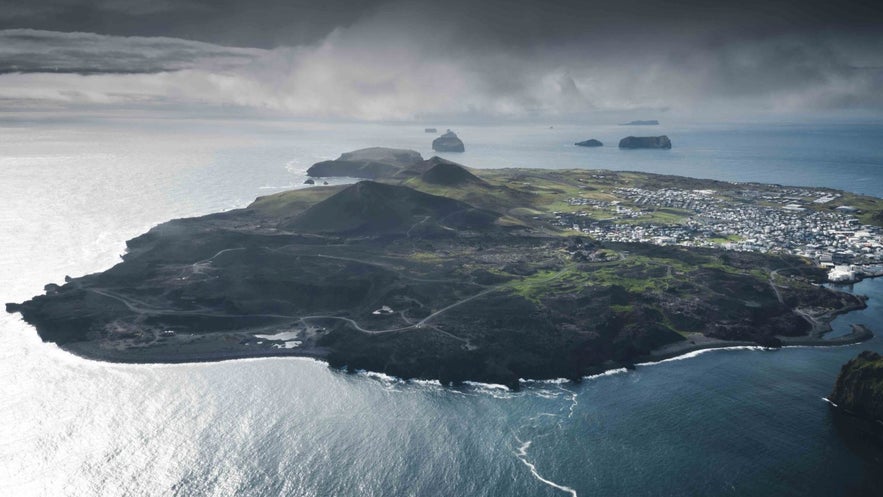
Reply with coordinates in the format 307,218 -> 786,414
830,350 -> 883,424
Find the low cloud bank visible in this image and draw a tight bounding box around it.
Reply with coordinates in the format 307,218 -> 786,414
1,19 -> 881,120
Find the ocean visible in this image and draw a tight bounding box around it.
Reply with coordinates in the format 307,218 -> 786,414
1,116 -> 882,496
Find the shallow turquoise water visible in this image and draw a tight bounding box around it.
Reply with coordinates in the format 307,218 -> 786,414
1,117 -> 881,496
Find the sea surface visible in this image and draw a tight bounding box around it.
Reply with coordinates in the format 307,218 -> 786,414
2,116 -> 883,496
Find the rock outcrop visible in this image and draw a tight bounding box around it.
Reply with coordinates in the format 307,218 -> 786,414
619,136 -> 672,149
432,130 -> 465,153
830,350 -> 883,424
307,147 -> 424,179
575,139 -> 603,147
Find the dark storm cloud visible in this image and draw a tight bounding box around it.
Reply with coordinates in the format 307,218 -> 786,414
2,0 -> 880,48
0,29 -> 263,74
0,0 -> 387,47
0,0 -> 881,119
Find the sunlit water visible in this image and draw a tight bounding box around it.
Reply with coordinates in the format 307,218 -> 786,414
2,116 -> 882,496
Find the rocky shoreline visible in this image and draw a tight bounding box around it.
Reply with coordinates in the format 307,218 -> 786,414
37,319 -> 874,390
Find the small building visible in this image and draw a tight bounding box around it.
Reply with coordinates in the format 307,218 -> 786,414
372,305 -> 394,315
828,265 -> 857,283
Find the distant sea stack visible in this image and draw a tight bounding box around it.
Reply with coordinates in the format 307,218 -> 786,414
432,130 -> 465,153
622,120 -> 659,126
575,139 -> 603,147
619,136 -> 672,149
424,128 -> 437,133
830,350 -> 883,425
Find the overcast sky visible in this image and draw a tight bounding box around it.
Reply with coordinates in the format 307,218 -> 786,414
1,0 -> 881,121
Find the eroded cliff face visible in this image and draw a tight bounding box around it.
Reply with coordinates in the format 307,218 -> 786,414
831,351 -> 883,423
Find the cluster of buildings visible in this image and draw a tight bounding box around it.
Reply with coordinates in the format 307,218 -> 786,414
554,185 -> 883,282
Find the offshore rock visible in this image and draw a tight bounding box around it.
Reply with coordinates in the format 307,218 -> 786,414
619,136 -> 672,149
432,130 -> 465,153
830,350 -> 883,424
575,139 -> 603,147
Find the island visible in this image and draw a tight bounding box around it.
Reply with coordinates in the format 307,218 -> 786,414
619,135 -> 672,149
575,139 -> 603,147
432,130 -> 465,153
8,148 -> 883,389
622,120 -> 660,126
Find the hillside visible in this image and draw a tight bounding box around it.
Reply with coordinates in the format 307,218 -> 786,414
420,160 -> 487,187
284,181 -> 499,235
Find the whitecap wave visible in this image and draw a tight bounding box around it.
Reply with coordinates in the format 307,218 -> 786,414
583,367 -> 628,380
519,377 -> 570,385
461,380 -> 518,398
531,391 -> 564,400
462,380 -> 510,391
408,378 -> 444,388
635,346 -> 767,367
354,369 -> 404,384
514,438 -> 578,497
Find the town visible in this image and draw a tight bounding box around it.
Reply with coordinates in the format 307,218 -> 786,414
552,182 -> 883,282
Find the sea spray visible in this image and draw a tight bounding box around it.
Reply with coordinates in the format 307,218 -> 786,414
514,438 -> 579,497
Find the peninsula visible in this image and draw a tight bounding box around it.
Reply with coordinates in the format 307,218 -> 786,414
8,148 -> 882,388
